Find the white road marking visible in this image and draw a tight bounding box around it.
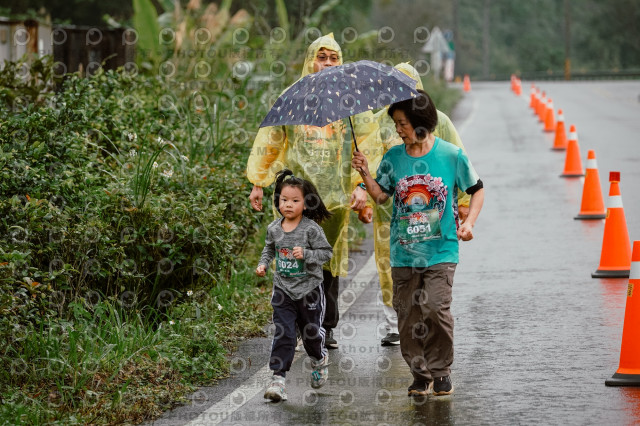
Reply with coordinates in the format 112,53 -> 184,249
456,96 -> 478,137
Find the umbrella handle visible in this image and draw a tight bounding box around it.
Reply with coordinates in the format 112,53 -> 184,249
348,116 -> 359,152
348,116 -> 367,177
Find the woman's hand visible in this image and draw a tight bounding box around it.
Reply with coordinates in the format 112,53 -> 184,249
457,222 -> 474,241
249,185 -> 263,211
351,151 -> 370,176
350,186 -> 368,211
256,264 -> 267,276
458,188 -> 484,242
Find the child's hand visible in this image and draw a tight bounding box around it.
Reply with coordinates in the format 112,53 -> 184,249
292,247 -> 304,259
256,264 -> 267,276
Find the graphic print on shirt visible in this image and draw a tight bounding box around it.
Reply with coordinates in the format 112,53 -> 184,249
276,247 -> 306,277
395,174 -> 448,245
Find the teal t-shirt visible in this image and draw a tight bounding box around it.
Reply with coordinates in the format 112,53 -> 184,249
375,137 -> 480,268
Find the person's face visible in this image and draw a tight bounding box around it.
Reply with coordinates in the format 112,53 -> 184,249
313,48 -> 340,72
392,110 -> 419,144
279,185 -> 305,220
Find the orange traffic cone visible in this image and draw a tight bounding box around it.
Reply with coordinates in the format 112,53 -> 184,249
532,89 -> 540,113
529,85 -> 537,109
592,171 -> 631,278
515,79 -> 522,96
544,98 -> 556,132
537,91 -> 547,122
463,75 -> 471,92
575,150 -> 606,220
552,109 -> 568,150
605,240 -> 640,386
560,125 -> 584,177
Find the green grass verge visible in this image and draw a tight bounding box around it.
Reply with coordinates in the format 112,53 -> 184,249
0,246 -> 273,425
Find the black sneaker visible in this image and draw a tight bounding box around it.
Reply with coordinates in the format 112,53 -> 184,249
325,329 -> 338,349
381,332 -> 400,346
407,379 -> 431,396
433,376 -> 454,396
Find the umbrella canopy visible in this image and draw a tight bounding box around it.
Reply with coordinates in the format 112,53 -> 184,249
259,60 -> 419,128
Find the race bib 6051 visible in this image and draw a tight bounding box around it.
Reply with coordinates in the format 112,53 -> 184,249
397,209 -> 442,245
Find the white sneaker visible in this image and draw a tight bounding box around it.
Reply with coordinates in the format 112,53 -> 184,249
310,355 -> 329,389
264,375 -> 287,402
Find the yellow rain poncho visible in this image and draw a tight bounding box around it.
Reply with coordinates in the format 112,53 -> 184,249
246,34 -> 380,277
370,62 -> 470,308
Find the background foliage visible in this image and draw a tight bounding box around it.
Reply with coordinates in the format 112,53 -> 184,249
0,25 -> 273,421
3,0 -> 640,78
373,0 -> 640,78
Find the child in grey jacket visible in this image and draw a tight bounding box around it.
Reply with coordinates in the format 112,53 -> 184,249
256,169 -> 333,402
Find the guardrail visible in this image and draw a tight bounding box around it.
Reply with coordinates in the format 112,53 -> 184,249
482,70 -> 640,81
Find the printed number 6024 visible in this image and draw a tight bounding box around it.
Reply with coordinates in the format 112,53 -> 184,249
278,260 -> 299,269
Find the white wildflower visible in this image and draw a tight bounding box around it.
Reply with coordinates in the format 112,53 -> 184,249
217,303 -> 223,311
181,155 -> 189,162
129,149 -> 137,157
169,320 -> 175,325
153,162 -> 158,169
126,132 -> 137,142
187,290 -> 193,296
162,169 -> 173,178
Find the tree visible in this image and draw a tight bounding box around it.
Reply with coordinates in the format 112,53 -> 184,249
2,0 -> 133,25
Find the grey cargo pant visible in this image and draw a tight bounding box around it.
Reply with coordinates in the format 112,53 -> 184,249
392,263 -> 456,383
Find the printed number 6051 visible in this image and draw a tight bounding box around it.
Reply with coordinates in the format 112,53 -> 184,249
406,224 -> 430,235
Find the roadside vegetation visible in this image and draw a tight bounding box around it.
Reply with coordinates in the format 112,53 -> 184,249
0,1 -> 460,424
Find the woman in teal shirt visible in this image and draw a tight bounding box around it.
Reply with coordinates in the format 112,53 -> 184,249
351,89 -> 484,397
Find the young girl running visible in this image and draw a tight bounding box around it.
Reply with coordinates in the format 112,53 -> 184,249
256,169 -> 333,402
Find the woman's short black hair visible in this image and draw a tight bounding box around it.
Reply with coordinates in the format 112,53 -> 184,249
274,169 -> 332,223
387,89 -> 438,139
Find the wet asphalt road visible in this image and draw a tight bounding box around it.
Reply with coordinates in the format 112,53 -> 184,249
151,80 -> 640,425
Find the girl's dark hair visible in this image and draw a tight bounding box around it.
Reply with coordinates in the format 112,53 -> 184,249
274,169 -> 332,223
387,89 -> 438,139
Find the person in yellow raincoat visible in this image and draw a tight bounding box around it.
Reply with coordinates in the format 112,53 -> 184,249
247,33 -> 380,349
363,63 -> 471,346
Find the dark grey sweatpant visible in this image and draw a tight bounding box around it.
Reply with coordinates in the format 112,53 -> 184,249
269,285 -> 327,376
